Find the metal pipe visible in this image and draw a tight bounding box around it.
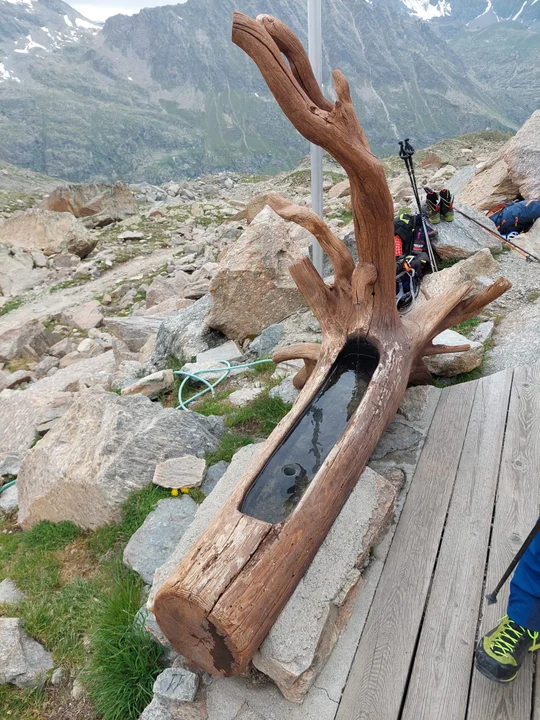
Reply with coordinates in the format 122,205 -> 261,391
308,0 -> 325,277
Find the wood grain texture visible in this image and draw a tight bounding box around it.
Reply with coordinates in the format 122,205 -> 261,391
466,363 -> 540,720
335,382 -> 477,720
401,370 -> 513,720
153,12 -> 511,678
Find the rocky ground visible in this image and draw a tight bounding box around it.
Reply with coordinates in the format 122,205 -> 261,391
0,120 -> 539,720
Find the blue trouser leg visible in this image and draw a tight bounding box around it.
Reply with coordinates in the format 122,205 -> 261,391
508,519 -> 540,632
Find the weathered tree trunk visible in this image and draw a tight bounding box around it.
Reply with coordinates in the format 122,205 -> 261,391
153,13 -> 510,677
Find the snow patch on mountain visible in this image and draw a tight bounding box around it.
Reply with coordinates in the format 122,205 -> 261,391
0,63 -> 21,82
14,35 -> 47,53
401,0 -> 452,20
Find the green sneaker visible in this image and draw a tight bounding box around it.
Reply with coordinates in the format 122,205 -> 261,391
424,188 -> 440,224
475,615 -> 540,683
440,188 -> 454,222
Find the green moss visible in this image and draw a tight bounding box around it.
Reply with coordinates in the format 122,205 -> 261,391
452,317 -> 481,337
49,278 -> 87,293
0,296 -> 24,316
527,290 -> 540,303
205,432 -> 255,465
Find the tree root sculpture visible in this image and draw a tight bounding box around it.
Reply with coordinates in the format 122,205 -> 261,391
153,12 -> 510,677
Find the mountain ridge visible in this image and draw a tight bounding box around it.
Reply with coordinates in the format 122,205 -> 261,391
0,0 -> 536,183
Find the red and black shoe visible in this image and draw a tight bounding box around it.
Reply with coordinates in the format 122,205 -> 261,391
424,188 -> 440,225
440,188 -> 454,222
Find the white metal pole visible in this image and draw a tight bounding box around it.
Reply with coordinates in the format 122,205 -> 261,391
308,0 -> 324,277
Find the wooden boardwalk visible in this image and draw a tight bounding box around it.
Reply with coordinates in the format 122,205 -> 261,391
337,363 -> 540,720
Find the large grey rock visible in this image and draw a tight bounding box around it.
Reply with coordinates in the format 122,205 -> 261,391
147,295 -> 225,370
504,110 -> 540,199
59,301 -> 103,331
433,203 -> 501,260
424,329 -> 484,377
201,461 -> 229,496
124,497 -> 198,584
248,311 -> 321,358
40,182 -> 137,229
16,391 -> 224,530
0,319 -> 54,363
146,272 -> 190,308
420,249 -> 500,305
0,390 -> 75,461
0,618 -> 53,688
149,445 -> 398,703
459,111 -> 540,210
104,316 -> 164,353
25,352 -> 115,394
206,207 -> 308,341
0,247 -> 48,297
153,667 -> 199,705
0,209 -> 97,258
0,578 -> 24,605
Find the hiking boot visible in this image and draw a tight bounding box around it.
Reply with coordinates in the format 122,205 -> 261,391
424,188 -> 440,224
440,188 -> 454,222
475,615 -> 540,683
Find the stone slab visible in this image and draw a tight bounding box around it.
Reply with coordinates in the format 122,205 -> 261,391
153,456 -> 206,490
153,667 -> 199,705
0,578 -> 25,604
124,497 -> 198,585
196,342 -> 243,365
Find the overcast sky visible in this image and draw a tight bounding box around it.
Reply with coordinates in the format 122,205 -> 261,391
71,1 -> 185,22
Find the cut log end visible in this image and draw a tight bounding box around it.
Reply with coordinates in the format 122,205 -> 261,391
153,587 -> 245,677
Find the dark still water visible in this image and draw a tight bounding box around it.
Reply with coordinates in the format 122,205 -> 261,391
240,340 -> 379,524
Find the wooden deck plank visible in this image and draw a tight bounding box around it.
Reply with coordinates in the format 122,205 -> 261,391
401,370 -> 513,720
335,382 -> 477,720
467,363 -> 540,720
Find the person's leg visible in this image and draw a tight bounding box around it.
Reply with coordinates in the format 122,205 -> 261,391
508,522 -> 540,631
475,521 -> 540,683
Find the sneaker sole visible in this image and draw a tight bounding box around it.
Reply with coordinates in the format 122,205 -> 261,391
474,647 -> 519,684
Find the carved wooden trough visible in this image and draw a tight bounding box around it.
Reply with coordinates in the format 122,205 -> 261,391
153,12 -> 510,677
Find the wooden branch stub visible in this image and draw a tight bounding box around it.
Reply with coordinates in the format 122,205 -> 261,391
423,343 -> 471,357
273,343 -> 322,389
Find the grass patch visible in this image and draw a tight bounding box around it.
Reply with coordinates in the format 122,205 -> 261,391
205,431 -> 256,465
85,564 -> 163,720
0,486 -> 172,716
50,278 -> 86,293
0,296 -> 24,316
438,257 -> 462,270
451,316 -> 481,337
327,209 -> 353,225
527,290 -> 540,303
226,394 -> 290,436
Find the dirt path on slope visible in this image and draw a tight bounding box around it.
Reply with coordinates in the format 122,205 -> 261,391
0,247 -> 178,332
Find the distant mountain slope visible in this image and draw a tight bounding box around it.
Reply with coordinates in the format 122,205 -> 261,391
0,0 -> 528,183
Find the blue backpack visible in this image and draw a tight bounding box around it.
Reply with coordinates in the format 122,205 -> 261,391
488,200 -> 540,238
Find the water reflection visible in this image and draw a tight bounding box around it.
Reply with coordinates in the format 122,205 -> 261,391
240,340 -> 379,524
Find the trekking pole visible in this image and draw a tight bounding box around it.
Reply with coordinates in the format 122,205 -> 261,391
455,208 -> 540,264
398,140 -> 439,272
486,517 -> 540,605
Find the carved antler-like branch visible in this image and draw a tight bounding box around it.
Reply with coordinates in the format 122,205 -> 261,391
232,11 -> 397,327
